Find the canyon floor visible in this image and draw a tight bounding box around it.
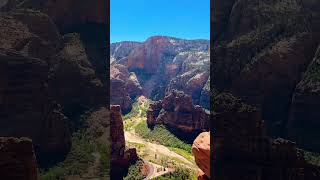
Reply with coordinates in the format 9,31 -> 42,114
123,96 -> 199,179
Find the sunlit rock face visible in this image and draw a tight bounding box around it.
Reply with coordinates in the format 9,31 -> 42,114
110,105 -> 138,178
192,132 -> 210,179
146,90 -> 209,140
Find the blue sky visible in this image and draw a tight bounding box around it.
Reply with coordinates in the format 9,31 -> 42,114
111,0 -> 210,43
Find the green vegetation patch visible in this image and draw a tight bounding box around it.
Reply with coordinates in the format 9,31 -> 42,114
134,121 -> 192,153
40,109 -> 110,180
40,133 -> 94,179
124,159 -> 146,180
169,147 -> 194,162
302,150 -> 320,166
153,167 -> 197,180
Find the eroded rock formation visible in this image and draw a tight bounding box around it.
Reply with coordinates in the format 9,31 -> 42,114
110,105 -> 138,178
0,137 -> 38,180
192,132 -> 210,179
147,90 -> 209,139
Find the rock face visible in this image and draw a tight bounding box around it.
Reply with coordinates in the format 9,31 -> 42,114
111,36 -> 210,111
212,0 -> 320,151
110,105 -> 138,178
212,93 -> 320,180
147,90 -> 209,138
110,105 -> 126,163
0,48 -> 71,160
110,64 -> 142,113
48,33 -> 106,114
0,137 -> 38,180
0,0 -> 108,169
110,41 -> 142,63
16,0 -> 108,33
192,132 -> 210,179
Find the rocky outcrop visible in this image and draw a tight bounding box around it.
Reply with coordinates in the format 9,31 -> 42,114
111,36 -> 210,108
212,93 -> 320,180
147,90 -> 209,139
0,137 -> 38,180
110,105 -> 138,178
192,132 -> 210,179
110,105 -> 126,162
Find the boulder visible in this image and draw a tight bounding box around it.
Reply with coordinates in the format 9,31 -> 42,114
192,132 -> 210,179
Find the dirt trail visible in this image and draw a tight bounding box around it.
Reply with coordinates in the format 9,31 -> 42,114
143,160 -> 174,180
125,131 -> 196,168
124,96 -> 199,179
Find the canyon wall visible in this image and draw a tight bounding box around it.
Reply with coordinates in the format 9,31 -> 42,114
110,36 -> 210,112
0,0 -> 108,168
212,0 -> 320,152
